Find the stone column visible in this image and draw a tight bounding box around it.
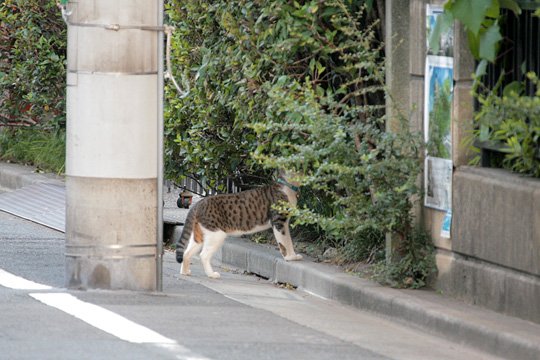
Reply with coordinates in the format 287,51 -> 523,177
65,0 -> 162,291
385,0 -> 410,262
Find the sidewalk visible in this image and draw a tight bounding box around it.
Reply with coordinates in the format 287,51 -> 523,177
0,161 -> 539,360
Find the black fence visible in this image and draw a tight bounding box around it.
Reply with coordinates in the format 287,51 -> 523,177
483,6 -> 540,96
477,3 -> 540,166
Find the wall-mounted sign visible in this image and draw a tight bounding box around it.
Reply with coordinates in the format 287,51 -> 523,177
424,5 -> 454,213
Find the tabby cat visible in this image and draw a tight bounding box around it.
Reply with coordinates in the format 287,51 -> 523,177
175,175 -> 303,278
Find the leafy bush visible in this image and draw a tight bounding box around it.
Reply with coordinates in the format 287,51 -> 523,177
0,126 -> 65,173
0,0 -> 66,127
473,73 -> 540,177
165,0 -> 425,264
0,0 -> 66,170
371,228 -> 436,289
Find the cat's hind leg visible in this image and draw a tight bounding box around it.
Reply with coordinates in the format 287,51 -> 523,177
181,235 -> 202,276
199,229 -> 226,279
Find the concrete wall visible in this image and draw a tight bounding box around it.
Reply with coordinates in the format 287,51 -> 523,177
387,0 -> 540,324
438,167 -> 540,323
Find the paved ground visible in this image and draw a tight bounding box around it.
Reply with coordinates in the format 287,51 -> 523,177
0,210 -> 503,360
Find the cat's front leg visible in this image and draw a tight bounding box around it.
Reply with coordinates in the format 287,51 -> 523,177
272,222 -> 302,261
284,253 -> 303,261
180,262 -> 191,276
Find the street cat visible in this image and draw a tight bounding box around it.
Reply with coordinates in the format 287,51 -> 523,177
175,175 -> 303,278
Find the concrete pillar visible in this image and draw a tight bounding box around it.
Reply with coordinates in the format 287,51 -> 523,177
385,0 -> 410,262
65,0 -> 162,291
385,0 -> 410,132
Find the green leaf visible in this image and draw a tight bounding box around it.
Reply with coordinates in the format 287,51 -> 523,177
479,124 -> 490,141
365,0 -> 375,12
485,0 -> 500,19
499,0 -> 521,15
467,31 -> 480,59
447,0 -> 492,34
475,59 -> 488,77
503,81 -> 523,97
478,22 -> 502,62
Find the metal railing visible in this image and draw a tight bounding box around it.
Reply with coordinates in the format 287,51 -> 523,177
476,5 -> 540,166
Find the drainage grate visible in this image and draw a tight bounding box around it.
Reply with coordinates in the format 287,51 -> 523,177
0,183 -> 65,232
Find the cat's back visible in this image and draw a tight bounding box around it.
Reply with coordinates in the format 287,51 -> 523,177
194,184 -> 286,232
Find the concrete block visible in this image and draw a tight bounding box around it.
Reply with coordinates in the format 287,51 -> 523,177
301,265 -> 337,300
451,82 -> 475,166
409,76 -> 424,133
275,259 -> 304,287
504,272 -> 540,324
0,162 -> 62,191
246,246 -> 276,279
349,280 -> 398,315
409,0 -> 425,76
435,250 -> 540,324
386,0 -> 410,125
453,23 -> 475,81
453,167 -> 540,276
65,176 -> 158,291
220,239 -> 248,270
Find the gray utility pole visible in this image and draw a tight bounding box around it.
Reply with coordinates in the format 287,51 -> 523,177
65,0 -> 164,291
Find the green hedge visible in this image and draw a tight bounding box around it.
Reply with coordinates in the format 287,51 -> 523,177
164,0 -> 425,265
0,0 -> 66,173
0,0 -> 66,128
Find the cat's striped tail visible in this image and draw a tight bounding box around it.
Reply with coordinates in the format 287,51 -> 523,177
175,203 -> 197,263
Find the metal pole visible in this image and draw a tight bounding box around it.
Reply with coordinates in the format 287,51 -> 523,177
156,0 -> 164,292
65,0 -> 160,291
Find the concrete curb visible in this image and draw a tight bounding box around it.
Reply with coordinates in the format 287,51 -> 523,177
219,237 -> 540,360
0,162 -> 63,191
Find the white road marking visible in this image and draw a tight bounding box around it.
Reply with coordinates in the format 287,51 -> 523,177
0,269 -> 53,290
0,268 -> 210,360
29,292 -> 175,344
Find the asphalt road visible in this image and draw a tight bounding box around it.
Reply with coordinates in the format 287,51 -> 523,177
0,210 -> 500,360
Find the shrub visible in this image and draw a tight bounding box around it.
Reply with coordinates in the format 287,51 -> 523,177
371,228 -> 436,289
0,0 -> 66,171
0,0 -> 66,127
165,0 -> 425,264
473,73 -> 540,177
0,126 -> 65,173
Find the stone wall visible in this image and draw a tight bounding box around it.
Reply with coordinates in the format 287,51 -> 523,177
436,167 -> 540,323
386,0 -> 540,324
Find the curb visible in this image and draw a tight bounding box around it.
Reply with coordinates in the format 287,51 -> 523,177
0,162 -> 63,191
219,237 -> 540,360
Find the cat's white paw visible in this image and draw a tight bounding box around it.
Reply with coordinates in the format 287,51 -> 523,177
285,254 -> 303,261
207,272 -> 221,279
180,267 -> 191,276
